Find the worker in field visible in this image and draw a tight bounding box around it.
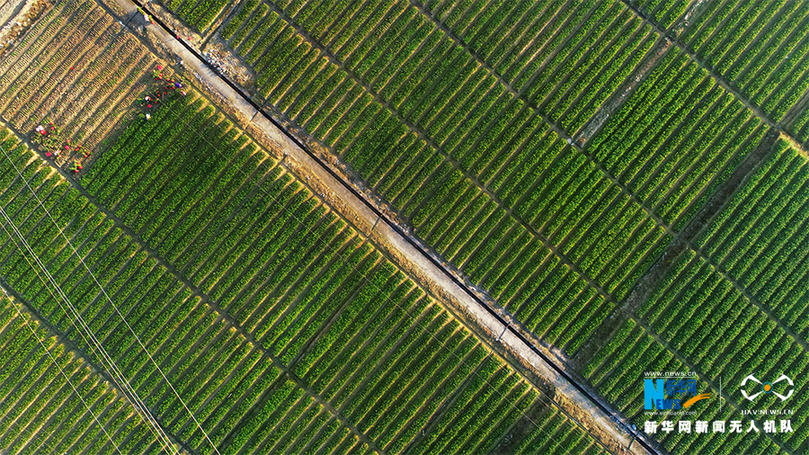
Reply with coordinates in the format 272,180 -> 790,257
137,7 -> 152,24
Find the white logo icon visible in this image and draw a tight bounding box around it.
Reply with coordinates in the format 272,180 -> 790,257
741,374 -> 793,401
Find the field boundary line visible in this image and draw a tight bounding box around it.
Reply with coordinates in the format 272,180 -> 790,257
118,1 -> 664,453
617,0 -> 809,154
0,283 -> 124,454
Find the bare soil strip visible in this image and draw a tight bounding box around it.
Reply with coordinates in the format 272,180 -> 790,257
575,37 -> 672,145
574,128 -> 780,371
99,0 -> 661,452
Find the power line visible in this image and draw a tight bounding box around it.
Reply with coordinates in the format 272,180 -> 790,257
0,152 -> 178,454
0,274 -> 122,455
0,202 -> 177,454
0,131 -> 217,452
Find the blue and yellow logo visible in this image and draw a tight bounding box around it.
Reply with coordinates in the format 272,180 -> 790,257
644,378 -> 710,410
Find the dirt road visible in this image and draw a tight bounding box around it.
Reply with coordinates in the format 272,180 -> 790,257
92,0 -> 657,452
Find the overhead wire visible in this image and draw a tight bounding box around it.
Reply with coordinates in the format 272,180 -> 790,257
0,267 -> 123,455
0,201 -> 177,454
0,130 -> 217,452
0,150 -> 178,454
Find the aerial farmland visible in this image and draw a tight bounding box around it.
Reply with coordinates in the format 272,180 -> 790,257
0,0 -> 806,454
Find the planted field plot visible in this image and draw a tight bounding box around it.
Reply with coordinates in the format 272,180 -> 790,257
696,139 -> 809,338
7,0 -> 806,452
220,0 -> 661,133
0,100 -> 607,454
195,0 -> 683,353
584,318 -> 784,455
0,0 -> 157,165
585,139 -> 809,453
0,291 -> 162,454
630,0 -> 809,143
588,47 -> 767,230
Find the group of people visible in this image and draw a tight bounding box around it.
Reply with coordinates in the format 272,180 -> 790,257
32,123 -> 87,173
142,65 -> 186,120
31,63 -> 189,174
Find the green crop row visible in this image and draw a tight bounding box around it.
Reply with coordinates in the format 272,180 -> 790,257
37,92 -> 608,454
526,1 -> 618,104
631,249 -> 809,450
230,3 -> 270,50
185,0 -> 232,31
220,0 -> 259,39
648,0 -> 809,127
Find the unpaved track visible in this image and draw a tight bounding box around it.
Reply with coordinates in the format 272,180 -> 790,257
0,0 -> 41,54
90,0 -> 658,453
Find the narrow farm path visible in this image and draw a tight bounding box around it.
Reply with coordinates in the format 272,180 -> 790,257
575,129 -> 780,369
617,0 -> 809,154
575,38 -> 673,144
45,139 -> 388,454
95,0 -> 657,453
